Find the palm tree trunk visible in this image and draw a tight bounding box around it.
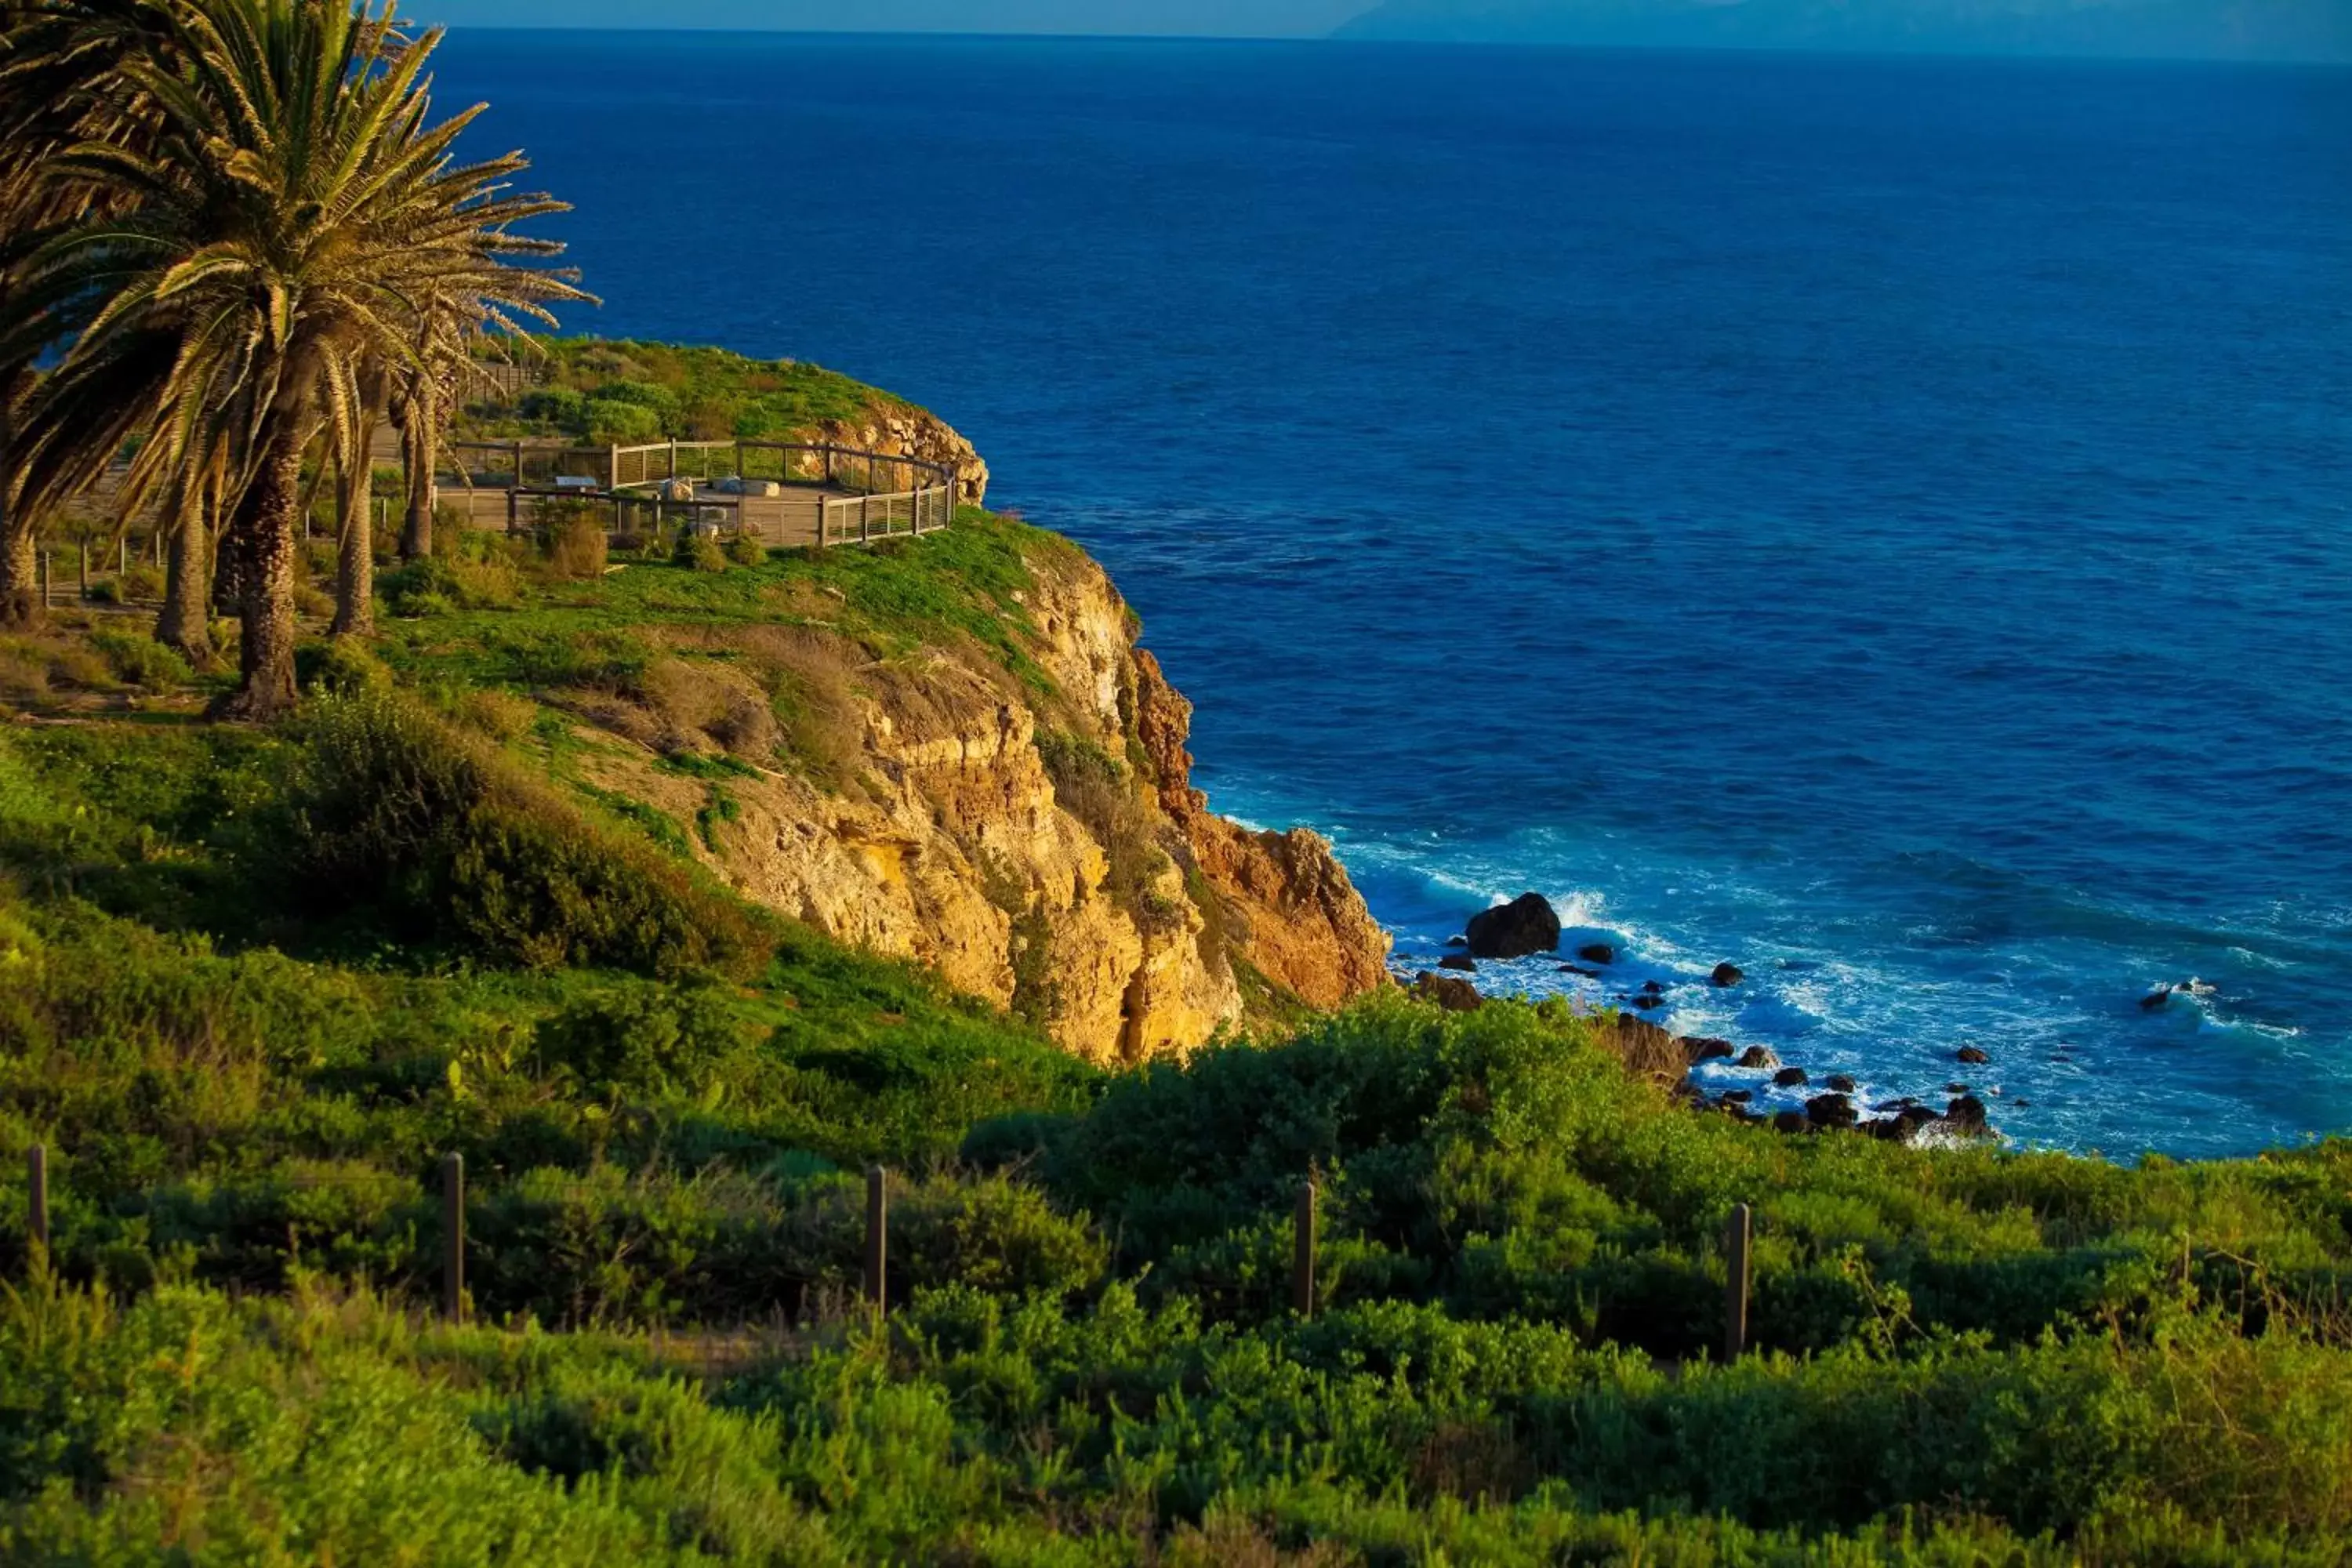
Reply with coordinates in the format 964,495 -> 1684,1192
330,444 -> 376,637
216,424 -> 304,720
157,475 -> 214,664
0,372 -> 42,628
399,394 -> 437,560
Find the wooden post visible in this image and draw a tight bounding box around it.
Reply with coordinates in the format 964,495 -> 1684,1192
864,1165 -> 888,1313
1293,1178 -> 1318,1318
505,486 -> 520,535
812,496 -> 826,551
26,1144 -> 47,1262
117,535 -> 127,576
441,1152 -> 465,1323
823,445 -> 835,486
608,443 -> 620,490
859,495 -> 870,545
1723,1203 -> 1751,1362
666,437 -> 678,482
511,439 -> 524,489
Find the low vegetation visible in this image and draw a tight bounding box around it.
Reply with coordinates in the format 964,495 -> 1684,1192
0,519 -> 2347,1563
455,339 -> 914,446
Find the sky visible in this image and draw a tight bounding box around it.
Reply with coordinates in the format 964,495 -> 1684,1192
422,0 -> 1367,31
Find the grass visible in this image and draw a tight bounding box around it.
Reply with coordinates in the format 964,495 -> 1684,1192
456,339 -> 916,445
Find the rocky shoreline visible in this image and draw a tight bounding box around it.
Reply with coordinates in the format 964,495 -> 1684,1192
1396,890 -> 1998,1146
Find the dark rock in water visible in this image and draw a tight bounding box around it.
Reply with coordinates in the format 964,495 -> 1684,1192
1947,1083 -> 1972,1095
1871,1097 -> 1918,1113
1640,979 -> 1664,994
1686,1036 -> 1736,1062
1872,1105 -> 1941,1143
1577,943 -> 1617,964
2013,1099 -> 2032,1109
1558,964 -> 1604,978
1711,962 -> 1745,988
1445,935 -> 1468,948
2140,985 -> 2176,1011
1773,1066 -> 1810,1088
1806,1093 -> 1858,1130
1720,1089 -> 1754,1104
1772,1110 -> 1811,1135
1439,954 -> 1479,973
1825,1073 -> 1858,1094
1737,1046 -> 1781,1070
1465,893 -> 1562,960
1944,1094 -> 1991,1134
1411,972 -> 1483,1013
1632,992 -> 1665,1010
1957,1047 -> 1991,1065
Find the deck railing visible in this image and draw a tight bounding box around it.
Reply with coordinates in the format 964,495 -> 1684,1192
437,437 -> 960,550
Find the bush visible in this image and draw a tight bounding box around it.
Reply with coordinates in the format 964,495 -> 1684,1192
673,529 -> 728,574
87,629 -> 191,691
297,637 -> 392,697
724,531 -> 766,567
290,691 -> 773,978
540,512 -> 609,579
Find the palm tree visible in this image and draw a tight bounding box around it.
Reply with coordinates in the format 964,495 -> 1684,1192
0,0 -> 170,626
5,0 -> 583,714
328,357 -> 388,636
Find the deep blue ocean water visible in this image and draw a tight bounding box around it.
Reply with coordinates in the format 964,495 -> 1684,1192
436,32 -> 2352,1158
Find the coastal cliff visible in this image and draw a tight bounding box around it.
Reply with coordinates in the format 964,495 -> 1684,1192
555,521 -> 1388,1064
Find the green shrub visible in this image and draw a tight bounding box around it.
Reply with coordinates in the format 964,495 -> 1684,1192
86,629 -> 191,691
296,637 -> 393,696
724,531 -> 766,567
289,691 -> 772,978
673,529 -> 728,574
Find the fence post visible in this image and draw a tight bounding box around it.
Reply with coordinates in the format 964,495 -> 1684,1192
859,495 -> 870,545
864,1166 -> 888,1314
26,1144 -> 47,1265
608,443 -> 620,491
666,437 -> 678,483
511,439 -> 524,489
506,486 -> 519,535
812,496 -> 826,551
1723,1203 -> 1751,1362
118,535 -> 127,576
441,1152 -> 466,1323
1293,1178 -> 1318,1319
823,445 -> 834,486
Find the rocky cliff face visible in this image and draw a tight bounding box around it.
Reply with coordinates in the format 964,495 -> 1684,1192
808,408 -> 991,508
575,535 -> 1388,1065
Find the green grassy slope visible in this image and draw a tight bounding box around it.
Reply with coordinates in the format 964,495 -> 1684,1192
2,521 -> 2350,1563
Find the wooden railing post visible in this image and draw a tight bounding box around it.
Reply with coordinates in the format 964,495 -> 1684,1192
864,1166 -> 888,1314
859,495 -> 870,545
666,437 -> 678,482
27,1144 -> 47,1265
1723,1203 -> 1751,1361
1293,1178 -> 1318,1319
441,1153 -> 466,1323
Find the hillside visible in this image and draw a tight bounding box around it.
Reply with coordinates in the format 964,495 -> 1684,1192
1,409 -> 2350,1563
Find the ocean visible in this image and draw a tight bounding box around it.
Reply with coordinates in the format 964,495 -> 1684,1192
434,31 -> 2352,1159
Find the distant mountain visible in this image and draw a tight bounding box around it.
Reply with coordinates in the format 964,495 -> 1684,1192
1333,0 -> 2352,62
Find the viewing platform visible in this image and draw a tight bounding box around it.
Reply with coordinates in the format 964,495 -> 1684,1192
438,437 -> 957,549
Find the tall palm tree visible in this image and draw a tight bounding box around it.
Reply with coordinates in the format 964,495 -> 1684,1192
6,0 -> 583,714
328,356 -> 387,636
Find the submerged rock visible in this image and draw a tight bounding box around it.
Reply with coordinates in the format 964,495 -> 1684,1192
1711,962 -> 1745,987
1577,942 -> 1617,964
1466,893 -> 1563,960
1957,1047 -> 1991,1065
1825,1073 -> 1858,1094
1737,1046 -> 1782,1070
1439,954 -> 1479,973
1773,1066 -> 1810,1087
1686,1036 -> 1736,1062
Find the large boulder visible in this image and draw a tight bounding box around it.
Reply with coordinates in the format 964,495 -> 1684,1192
1465,893 -> 1562,960
1439,954 -> 1479,973
1711,962 -> 1745,987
